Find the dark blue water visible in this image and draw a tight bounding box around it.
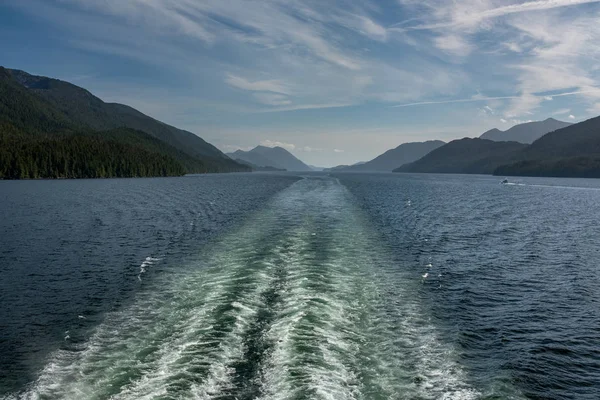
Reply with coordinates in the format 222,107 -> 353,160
1,173 -> 599,399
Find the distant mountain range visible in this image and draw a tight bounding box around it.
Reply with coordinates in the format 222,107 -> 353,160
228,145 -> 313,172
495,116 -> 600,177
480,118 -> 572,144
395,116 -> 600,178
336,141 -> 445,172
327,119 -> 572,175
394,139 -> 527,174
0,67 -> 248,179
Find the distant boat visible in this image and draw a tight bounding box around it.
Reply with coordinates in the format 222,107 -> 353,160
500,178 -> 509,184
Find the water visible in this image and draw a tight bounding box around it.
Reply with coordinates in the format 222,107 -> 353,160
1,173 -> 599,399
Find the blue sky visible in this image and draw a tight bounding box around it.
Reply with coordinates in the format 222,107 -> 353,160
2,0 -> 600,166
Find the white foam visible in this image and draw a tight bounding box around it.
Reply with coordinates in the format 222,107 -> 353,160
138,256 -> 161,280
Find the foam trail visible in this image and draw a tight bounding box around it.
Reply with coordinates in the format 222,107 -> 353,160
10,177 -> 523,399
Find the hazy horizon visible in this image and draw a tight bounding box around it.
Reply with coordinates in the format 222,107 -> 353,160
3,0 -> 600,166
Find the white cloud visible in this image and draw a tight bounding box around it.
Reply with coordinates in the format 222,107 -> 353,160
569,114 -> 576,119
395,0 -> 600,31
433,34 -> 474,57
334,149 -> 345,153
221,144 -> 254,152
359,16 -> 388,41
393,0 -> 600,116
260,140 -> 296,151
505,93 -> 543,117
12,0 -> 471,114
500,118 -> 508,123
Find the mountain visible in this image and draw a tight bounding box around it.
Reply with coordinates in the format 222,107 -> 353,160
228,149 -> 282,170
324,161 -> 365,172
2,67 -> 247,174
232,157 -> 286,172
251,146 -> 313,171
342,140 -> 445,171
494,116 -> 600,177
394,138 -> 527,174
0,67 -> 226,178
228,146 -> 312,171
480,118 -> 572,144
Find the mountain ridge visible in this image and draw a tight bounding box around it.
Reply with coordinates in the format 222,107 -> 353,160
394,138 -> 527,174
6,68 -> 245,171
480,118 -> 572,144
494,115 -> 600,177
394,116 -> 600,178
343,140 -> 446,172
228,145 -> 312,171
0,66 -> 249,178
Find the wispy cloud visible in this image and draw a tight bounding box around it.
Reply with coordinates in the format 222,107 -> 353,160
252,93 -> 292,106
434,34 -> 474,57
394,0 -> 600,31
553,108 -> 571,115
392,95 -> 520,108
258,102 -> 356,113
225,74 -> 291,95
392,88 -> 600,111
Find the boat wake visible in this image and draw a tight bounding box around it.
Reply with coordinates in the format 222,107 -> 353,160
13,177 -> 487,399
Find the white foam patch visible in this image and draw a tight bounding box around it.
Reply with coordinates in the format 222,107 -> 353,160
138,256 -> 161,280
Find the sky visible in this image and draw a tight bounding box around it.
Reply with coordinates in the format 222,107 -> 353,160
2,0 -> 600,167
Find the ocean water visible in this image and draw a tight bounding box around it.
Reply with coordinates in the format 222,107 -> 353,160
1,173 -> 599,399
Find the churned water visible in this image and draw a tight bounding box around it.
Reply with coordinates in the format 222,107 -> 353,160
1,173 -> 599,399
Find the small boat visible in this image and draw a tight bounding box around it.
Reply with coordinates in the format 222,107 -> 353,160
500,178 -> 509,184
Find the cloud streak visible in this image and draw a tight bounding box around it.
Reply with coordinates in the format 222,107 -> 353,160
392,88 -> 600,109
225,74 -> 291,95
394,0 -> 600,31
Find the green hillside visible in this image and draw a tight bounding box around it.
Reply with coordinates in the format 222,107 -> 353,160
0,127 -> 185,179
0,67 -> 249,179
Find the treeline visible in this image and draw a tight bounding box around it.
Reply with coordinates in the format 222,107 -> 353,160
0,127 -> 185,179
